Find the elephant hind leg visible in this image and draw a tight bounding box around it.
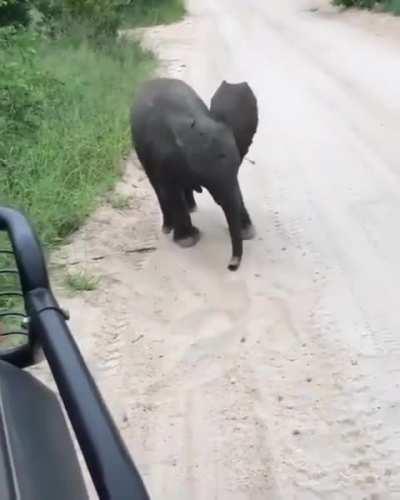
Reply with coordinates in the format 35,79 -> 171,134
239,190 -> 256,240
167,186 -> 200,247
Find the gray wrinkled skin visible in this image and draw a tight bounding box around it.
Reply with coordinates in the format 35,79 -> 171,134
130,78 -> 256,270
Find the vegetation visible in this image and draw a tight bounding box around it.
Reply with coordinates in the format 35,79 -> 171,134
121,0 -> 185,28
0,0 -> 185,246
333,0 -> 400,14
0,0 -> 184,343
65,270 -> 100,292
1,28 -> 155,244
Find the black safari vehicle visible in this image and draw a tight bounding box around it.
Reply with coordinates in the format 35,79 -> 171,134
0,207 -> 150,500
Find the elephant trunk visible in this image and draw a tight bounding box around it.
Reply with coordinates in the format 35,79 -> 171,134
220,183 -> 243,271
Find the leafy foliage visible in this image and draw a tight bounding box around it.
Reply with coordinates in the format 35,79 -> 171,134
0,28 -> 61,138
0,0 -> 30,26
333,0 -> 400,13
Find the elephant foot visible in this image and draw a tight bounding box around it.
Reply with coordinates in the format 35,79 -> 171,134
162,224 -> 173,234
241,224 -> 256,240
174,227 -> 201,248
228,256 -> 241,271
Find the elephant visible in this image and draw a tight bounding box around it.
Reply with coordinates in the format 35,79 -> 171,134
130,77 -> 257,271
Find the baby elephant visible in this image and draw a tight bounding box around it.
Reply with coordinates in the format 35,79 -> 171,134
130,78 -> 258,271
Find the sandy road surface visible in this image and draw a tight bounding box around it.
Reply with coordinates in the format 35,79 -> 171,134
32,1 -> 400,498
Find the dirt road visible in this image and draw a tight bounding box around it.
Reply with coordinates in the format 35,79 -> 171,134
34,1 -> 400,498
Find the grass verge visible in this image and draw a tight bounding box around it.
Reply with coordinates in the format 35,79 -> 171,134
1,0 -> 185,248
1,35 -> 155,246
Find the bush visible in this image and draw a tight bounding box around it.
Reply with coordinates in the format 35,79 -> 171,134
62,0 -> 122,39
333,0 -> 378,6
0,0 -> 30,26
121,0 -> 185,27
385,0 -> 400,13
0,28 -> 61,135
333,0 -> 400,13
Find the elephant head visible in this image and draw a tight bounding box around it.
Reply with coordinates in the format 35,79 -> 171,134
210,81 -> 258,162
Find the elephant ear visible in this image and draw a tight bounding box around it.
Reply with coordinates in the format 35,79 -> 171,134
210,81 -> 258,162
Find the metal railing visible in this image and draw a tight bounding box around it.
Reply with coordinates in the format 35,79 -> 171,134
0,206 -> 150,500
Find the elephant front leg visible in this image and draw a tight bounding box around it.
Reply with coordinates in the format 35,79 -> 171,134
168,187 -> 200,248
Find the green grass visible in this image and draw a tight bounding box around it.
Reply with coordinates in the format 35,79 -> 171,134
65,270 -> 100,292
0,0 -> 185,249
1,36 -> 155,246
1,0 -> 185,352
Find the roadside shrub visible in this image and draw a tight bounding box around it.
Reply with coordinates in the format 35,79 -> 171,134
385,0 -> 400,13
333,0 -> 379,6
121,0 -> 185,27
333,0 -> 400,12
0,27 -> 63,177
0,0 -> 30,26
61,0 -> 123,40
31,0 -> 63,18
